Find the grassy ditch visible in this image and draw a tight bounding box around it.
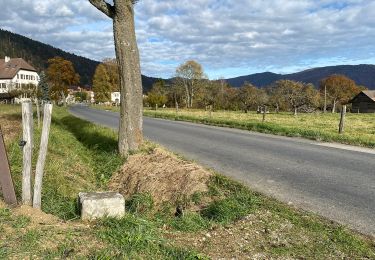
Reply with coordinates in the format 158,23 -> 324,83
0,104 -> 374,259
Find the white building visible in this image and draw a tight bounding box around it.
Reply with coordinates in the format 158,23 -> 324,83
111,92 -> 120,104
0,56 -> 39,102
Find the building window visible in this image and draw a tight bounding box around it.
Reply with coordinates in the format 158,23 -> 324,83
17,74 -> 19,79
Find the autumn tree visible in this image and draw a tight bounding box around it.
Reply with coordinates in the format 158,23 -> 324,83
266,84 -> 286,113
276,80 -> 319,115
236,83 -> 268,113
102,58 -> 120,91
319,75 -> 361,113
46,56 -> 80,106
146,80 -> 168,108
93,64 -> 112,103
167,80 -> 185,110
93,59 -> 120,103
89,0 -> 143,156
175,60 -> 205,108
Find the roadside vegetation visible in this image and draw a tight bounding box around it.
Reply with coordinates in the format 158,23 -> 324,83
1,104 -> 374,259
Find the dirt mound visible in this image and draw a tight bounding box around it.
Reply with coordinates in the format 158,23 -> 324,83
13,205 -> 61,226
109,148 -> 212,207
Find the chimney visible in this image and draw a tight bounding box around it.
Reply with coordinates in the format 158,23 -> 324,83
5,56 -> 10,63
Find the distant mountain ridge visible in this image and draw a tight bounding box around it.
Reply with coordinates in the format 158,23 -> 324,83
0,28 -> 159,90
226,65 -> 375,89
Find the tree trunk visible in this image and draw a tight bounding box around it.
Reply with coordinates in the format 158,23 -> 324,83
189,81 -> 194,108
332,100 -> 336,113
294,106 -> 298,116
184,81 -> 190,109
61,91 -> 67,107
113,2 -> 143,156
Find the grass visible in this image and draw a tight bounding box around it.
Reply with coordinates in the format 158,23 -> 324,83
92,104 -> 375,148
1,104 -> 375,259
141,108 -> 375,148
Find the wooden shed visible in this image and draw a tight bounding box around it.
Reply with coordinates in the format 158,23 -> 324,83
349,91 -> 375,113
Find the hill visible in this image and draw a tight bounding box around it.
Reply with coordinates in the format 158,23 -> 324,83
0,29 -> 158,90
226,65 -> 375,89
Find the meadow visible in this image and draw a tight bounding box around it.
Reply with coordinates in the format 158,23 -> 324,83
141,108 -> 375,148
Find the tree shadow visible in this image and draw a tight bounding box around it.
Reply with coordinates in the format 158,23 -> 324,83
56,115 -> 118,154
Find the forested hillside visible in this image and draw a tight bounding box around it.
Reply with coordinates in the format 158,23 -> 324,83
0,29 -> 159,89
227,65 -> 375,89
0,29 -> 99,85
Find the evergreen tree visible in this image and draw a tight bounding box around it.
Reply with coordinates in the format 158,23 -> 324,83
38,71 -> 50,101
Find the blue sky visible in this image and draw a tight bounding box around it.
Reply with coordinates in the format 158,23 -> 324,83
0,0 -> 374,79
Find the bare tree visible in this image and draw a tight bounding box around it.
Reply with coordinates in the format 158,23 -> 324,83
89,0 -> 143,156
176,60 -> 205,108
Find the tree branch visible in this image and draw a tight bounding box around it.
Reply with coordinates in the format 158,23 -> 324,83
88,0 -> 115,18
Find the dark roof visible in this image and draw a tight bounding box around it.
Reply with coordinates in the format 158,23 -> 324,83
0,58 -> 37,79
349,90 -> 375,103
362,90 -> 375,101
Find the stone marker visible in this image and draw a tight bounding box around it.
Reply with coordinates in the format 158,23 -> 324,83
78,192 -> 125,220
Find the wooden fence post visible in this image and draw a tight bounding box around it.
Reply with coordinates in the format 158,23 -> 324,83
0,127 -> 17,206
33,104 -> 53,209
262,106 -> 267,122
22,101 -> 33,205
339,105 -> 346,134
35,98 -> 41,129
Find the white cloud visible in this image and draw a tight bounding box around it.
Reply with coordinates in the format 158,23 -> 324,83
0,0 -> 374,78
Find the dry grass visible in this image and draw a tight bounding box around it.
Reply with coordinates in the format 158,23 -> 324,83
143,108 -> 375,148
109,147 -> 212,209
0,105 -> 21,144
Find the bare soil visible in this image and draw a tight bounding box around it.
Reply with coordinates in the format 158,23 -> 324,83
0,114 -> 21,144
109,147 -> 212,208
166,209 -> 351,260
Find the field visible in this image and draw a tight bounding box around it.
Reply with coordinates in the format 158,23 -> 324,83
1,104 -> 375,259
141,108 -> 375,148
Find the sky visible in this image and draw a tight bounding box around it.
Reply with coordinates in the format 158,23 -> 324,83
0,0 -> 374,79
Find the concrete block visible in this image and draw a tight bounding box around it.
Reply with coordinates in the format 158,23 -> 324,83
79,192 -> 125,220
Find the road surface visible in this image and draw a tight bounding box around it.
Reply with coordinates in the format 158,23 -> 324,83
69,105 -> 375,237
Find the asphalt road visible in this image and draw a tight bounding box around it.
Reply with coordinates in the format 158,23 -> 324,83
69,105 -> 375,237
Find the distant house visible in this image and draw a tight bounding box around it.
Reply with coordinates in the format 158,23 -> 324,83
0,56 -> 39,102
349,90 -> 375,113
111,92 -> 120,104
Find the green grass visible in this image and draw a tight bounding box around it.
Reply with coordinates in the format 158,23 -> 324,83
91,105 -> 375,147
140,108 -> 375,148
6,106 -> 124,220
1,104 -> 375,259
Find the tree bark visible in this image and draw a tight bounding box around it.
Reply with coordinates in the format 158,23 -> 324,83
332,100 -> 336,113
113,1 -> 143,156
89,0 -> 143,156
33,104 -> 53,209
21,102 -> 33,205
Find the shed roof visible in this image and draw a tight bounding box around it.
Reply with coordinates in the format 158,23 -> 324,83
362,90 -> 375,101
0,58 -> 37,79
